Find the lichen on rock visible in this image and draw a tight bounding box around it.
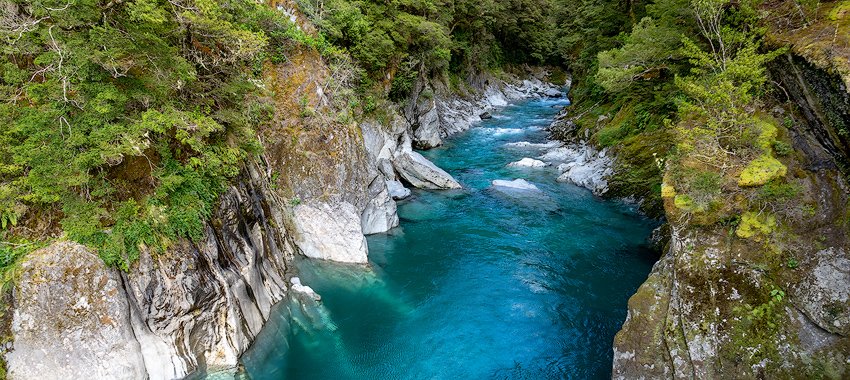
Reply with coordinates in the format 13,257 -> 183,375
5,241 -> 147,380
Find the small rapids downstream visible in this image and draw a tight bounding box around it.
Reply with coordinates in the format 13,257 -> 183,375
240,97 -> 658,379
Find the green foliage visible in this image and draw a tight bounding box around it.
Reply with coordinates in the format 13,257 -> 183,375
298,0 -> 560,90
689,170 -> 723,201
266,15 -> 345,63
552,0 -> 635,83
786,257 -> 799,269
588,0 -> 796,224
0,240 -> 44,285
362,95 -> 377,113
728,286 -> 787,367
597,17 -> 683,92
0,0 -> 316,268
672,169 -> 723,213
388,60 -> 420,102
303,0 -> 455,75
773,140 -> 793,156
757,180 -> 801,204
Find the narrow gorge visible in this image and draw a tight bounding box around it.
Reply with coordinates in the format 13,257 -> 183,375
1,0 -> 849,379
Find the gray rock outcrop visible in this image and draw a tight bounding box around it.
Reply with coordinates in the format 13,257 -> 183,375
5,242 -> 146,380
404,75 -> 566,150
293,201 -> 369,264
4,163 -> 300,379
612,50 -> 850,378
393,151 -> 462,190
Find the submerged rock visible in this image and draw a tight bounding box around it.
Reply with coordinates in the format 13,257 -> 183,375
290,277 -> 321,301
293,201 -> 369,264
480,111 -> 493,119
491,179 -> 540,191
507,158 -> 548,168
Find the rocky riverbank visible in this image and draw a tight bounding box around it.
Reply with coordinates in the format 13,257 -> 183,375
609,38 -> 850,380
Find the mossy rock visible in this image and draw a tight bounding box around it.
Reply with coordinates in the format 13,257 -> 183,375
736,211 -> 777,239
674,194 -> 708,213
756,118 -> 779,152
661,183 -> 676,198
739,155 -> 787,187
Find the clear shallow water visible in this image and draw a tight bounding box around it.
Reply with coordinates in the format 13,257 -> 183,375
241,98 -> 658,380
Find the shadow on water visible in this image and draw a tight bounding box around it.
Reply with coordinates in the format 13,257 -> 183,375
239,97 -> 659,380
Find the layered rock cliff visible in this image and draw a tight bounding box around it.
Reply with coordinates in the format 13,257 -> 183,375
4,163 -> 296,379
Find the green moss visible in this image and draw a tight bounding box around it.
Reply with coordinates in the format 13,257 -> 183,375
756,118 -> 779,152
674,194 -> 709,213
739,155 -> 787,187
661,183 -> 676,198
736,211 -> 777,239
726,286 -> 788,371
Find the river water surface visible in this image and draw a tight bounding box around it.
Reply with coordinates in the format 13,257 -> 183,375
241,97 -> 658,379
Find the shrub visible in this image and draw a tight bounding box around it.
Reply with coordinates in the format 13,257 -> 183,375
772,141 -> 793,156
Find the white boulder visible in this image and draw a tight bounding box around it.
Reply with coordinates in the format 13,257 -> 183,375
386,180 -> 411,200
508,158 -> 548,168
5,242 -> 147,380
555,148 -> 614,195
293,201 -> 369,264
393,151 -> 461,190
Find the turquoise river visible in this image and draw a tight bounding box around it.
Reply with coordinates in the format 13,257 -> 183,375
241,96 -> 659,379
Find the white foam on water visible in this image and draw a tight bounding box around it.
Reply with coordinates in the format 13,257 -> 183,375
488,128 -> 524,136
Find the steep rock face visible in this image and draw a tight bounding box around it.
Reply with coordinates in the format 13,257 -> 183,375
3,164 -> 300,379
770,52 -> 850,169
293,201 -> 369,263
360,176 -> 400,234
263,55 -> 399,245
121,164 -> 296,379
251,24 -> 402,270
261,4 -> 401,254
613,52 -> 850,379
5,242 -> 146,380
360,106 -> 462,191
614,221 -> 850,379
